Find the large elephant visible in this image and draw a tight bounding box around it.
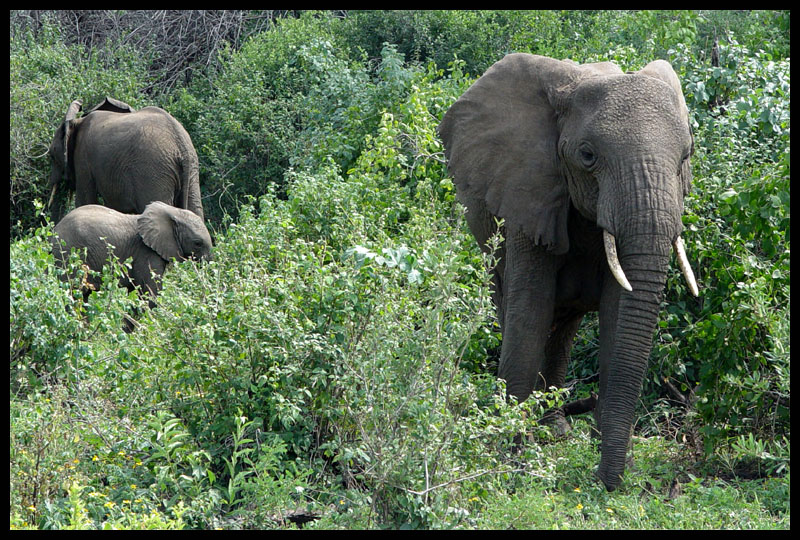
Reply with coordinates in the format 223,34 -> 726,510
438,54 -> 699,491
52,201 -> 213,317
47,97 -> 204,223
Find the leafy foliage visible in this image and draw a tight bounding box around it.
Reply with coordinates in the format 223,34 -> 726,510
10,10 -> 789,529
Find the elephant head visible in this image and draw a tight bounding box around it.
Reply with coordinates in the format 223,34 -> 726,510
137,201 -> 213,264
439,54 -> 698,491
47,99 -> 83,209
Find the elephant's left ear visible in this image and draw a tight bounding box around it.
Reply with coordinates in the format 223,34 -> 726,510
438,54 -> 585,254
636,60 -> 693,196
138,202 -> 183,261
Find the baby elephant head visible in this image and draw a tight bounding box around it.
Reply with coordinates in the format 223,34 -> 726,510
137,201 -> 213,263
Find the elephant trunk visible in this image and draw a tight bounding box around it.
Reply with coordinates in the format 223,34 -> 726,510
596,233 -> 671,491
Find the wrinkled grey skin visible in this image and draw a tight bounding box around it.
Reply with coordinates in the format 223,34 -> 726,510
47,97 -> 204,223
438,54 -> 695,491
52,201 -> 213,314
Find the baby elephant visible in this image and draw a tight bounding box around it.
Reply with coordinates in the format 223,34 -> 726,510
52,201 -> 213,318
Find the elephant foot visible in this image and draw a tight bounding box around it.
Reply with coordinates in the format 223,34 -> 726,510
540,408 -> 572,438
562,392 -> 598,416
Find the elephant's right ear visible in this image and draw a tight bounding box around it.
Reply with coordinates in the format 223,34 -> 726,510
438,54 -> 582,255
86,97 -> 135,115
61,100 -> 83,183
138,202 -> 183,261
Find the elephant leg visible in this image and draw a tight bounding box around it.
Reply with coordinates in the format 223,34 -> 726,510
74,171 -> 98,208
540,311 -> 584,390
463,198 -> 506,325
538,311 -> 584,435
497,228 -> 559,402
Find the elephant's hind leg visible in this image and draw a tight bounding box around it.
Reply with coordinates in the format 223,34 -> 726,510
540,311 -> 584,390
538,311 -> 584,435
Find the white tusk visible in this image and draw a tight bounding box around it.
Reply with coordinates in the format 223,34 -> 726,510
673,236 -> 699,297
47,182 -> 58,209
603,230 -> 633,292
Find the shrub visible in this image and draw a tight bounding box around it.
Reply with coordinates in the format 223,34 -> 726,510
166,13 -> 343,228
650,34 -> 790,457
10,10 -> 790,529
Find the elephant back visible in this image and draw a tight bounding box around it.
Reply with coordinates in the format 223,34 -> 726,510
52,205 -> 140,274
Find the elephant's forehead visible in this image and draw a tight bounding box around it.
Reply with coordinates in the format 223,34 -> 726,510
573,76 -> 687,148
578,75 -> 683,122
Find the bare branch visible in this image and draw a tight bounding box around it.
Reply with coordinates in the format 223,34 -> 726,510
11,10 -> 301,95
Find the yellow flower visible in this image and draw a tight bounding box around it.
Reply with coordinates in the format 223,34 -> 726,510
27,505 -> 36,512
573,487 -> 581,492
130,484 -> 137,490
73,458 -> 80,464
92,455 -> 99,462
576,503 -> 583,511
122,500 -> 131,505
104,501 -> 116,509
606,508 -> 614,514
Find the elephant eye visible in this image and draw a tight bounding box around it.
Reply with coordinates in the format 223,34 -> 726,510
578,145 -> 597,168
678,153 -> 691,175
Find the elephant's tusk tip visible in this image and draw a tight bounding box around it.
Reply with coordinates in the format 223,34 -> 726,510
688,282 -> 700,297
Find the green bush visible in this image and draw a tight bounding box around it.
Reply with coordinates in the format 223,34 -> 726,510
651,35 -> 790,458
167,13 -> 343,228
10,10 -> 790,529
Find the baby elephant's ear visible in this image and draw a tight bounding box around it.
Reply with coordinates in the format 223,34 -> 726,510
438,53 -> 582,255
137,202 -> 182,261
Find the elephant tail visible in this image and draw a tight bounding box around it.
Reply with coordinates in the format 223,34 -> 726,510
176,132 -> 204,222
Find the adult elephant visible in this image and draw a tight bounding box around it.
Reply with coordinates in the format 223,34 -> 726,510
438,54 -> 699,491
47,97 -> 204,223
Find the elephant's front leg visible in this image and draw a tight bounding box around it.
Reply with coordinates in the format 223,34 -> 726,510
497,229 -> 560,402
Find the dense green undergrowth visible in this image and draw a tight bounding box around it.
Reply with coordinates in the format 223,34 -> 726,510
11,10 -> 789,529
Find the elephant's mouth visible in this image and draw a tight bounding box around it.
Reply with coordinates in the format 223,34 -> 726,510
603,230 -> 699,296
